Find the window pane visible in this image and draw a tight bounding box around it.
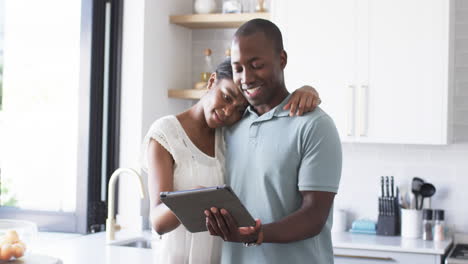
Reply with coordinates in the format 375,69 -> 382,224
0,0 -> 81,211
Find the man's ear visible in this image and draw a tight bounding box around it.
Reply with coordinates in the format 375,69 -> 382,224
280,50 -> 287,69
207,72 -> 217,90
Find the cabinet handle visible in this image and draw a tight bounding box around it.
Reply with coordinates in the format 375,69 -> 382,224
346,85 -> 356,136
334,254 -> 394,261
358,85 -> 368,137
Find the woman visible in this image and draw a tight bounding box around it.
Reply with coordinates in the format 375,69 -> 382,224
142,58 -> 320,263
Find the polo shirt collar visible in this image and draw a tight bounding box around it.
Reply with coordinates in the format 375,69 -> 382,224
243,94 -> 292,119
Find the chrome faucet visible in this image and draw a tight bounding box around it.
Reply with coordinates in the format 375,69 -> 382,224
106,168 -> 146,242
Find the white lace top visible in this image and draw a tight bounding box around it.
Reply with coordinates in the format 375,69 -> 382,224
142,115 -> 225,264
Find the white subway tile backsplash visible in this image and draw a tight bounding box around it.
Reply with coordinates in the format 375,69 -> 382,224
446,142 -> 468,150
214,0 -> 223,12
192,42 -> 210,58
456,52 -> 468,66
192,29 -> 215,42
457,0 -> 468,9
455,163 -> 468,178
212,28 -> 234,41
402,166 -> 457,186
224,29 -> 237,39
429,148 -> 468,164
456,39 -> 468,52
453,125 -> 468,142
457,10 -> 468,23
456,24 -> 468,37
454,96 -> 468,109
454,110 -> 468,124
456,81 -> 468,96
456,67 -> 468,81
338,138 -> 468,231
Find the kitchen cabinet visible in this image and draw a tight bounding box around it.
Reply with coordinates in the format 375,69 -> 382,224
334,248 -> 442,264
273,0 -> 455,144
332,232 -> 452,264
168,12 -> 270,100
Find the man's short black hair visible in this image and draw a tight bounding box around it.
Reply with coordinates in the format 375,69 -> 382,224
234,18 -> 284,53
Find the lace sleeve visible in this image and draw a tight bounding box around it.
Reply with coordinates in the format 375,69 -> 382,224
140,117 -> 175,172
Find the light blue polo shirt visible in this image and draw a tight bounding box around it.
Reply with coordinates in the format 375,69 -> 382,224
222,94 -> 342,264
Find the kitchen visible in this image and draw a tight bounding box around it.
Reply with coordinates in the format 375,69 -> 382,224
0,0 -> 467,263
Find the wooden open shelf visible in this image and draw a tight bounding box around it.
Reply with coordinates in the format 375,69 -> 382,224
168,89 -> 207,99
168,13 -> 270,100
169,13 -> 270,29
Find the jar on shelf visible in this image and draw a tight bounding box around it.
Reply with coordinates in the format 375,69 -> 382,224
194,48 -> 213,90
201,48 -> 213,82
194,0 -> 216,14
255,0 -> 269,12
222,0 -> 241,14
241,0 -> 255,13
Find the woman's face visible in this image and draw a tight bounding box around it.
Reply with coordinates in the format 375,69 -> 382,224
203,77 -> 249,128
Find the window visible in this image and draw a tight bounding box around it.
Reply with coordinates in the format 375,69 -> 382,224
0,0 -> 123,233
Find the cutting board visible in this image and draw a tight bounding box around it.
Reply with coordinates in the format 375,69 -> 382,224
8,254 -> 62,264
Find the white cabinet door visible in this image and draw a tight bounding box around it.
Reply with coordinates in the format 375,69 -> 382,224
360,0 -> 450,144
272,0 -> 451,144
272,0 -> 358,141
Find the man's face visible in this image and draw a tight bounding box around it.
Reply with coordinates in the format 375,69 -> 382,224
231,33 -> 287,108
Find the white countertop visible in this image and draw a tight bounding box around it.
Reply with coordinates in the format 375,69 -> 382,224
30,231 -> 453,263
332,232 -> 453,255
34,231 -> 156,264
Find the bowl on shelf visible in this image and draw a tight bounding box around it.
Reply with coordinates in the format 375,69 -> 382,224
0,219 -> 38,262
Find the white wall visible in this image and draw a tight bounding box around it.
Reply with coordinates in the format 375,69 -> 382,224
117,0 -> 145,231
118,0 -> 193,231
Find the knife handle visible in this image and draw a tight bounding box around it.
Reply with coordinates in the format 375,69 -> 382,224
378,198 -> 382,216
381,176 -> 384,197
385,176 -> 390,197
390,176 -> 394,198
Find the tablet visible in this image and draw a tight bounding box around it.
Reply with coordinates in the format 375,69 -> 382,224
160,185 -> 255,233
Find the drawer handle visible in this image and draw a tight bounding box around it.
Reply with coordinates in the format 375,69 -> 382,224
334,254 -> 394,261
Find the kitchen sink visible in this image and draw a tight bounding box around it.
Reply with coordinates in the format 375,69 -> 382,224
118,238 -> 152,249
110,237 -> 152,249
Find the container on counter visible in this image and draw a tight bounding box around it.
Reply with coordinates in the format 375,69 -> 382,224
422,209 -> 433,241
433,209 -> 445,241
401,208 -> 422,238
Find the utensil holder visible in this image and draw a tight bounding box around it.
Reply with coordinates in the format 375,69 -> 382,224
401,208 -> 423,238
377,197 -> 400,236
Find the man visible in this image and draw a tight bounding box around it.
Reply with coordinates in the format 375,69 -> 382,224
205,19 -> 342,264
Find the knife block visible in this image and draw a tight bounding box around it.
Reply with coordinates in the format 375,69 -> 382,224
377,197 -> 400,236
